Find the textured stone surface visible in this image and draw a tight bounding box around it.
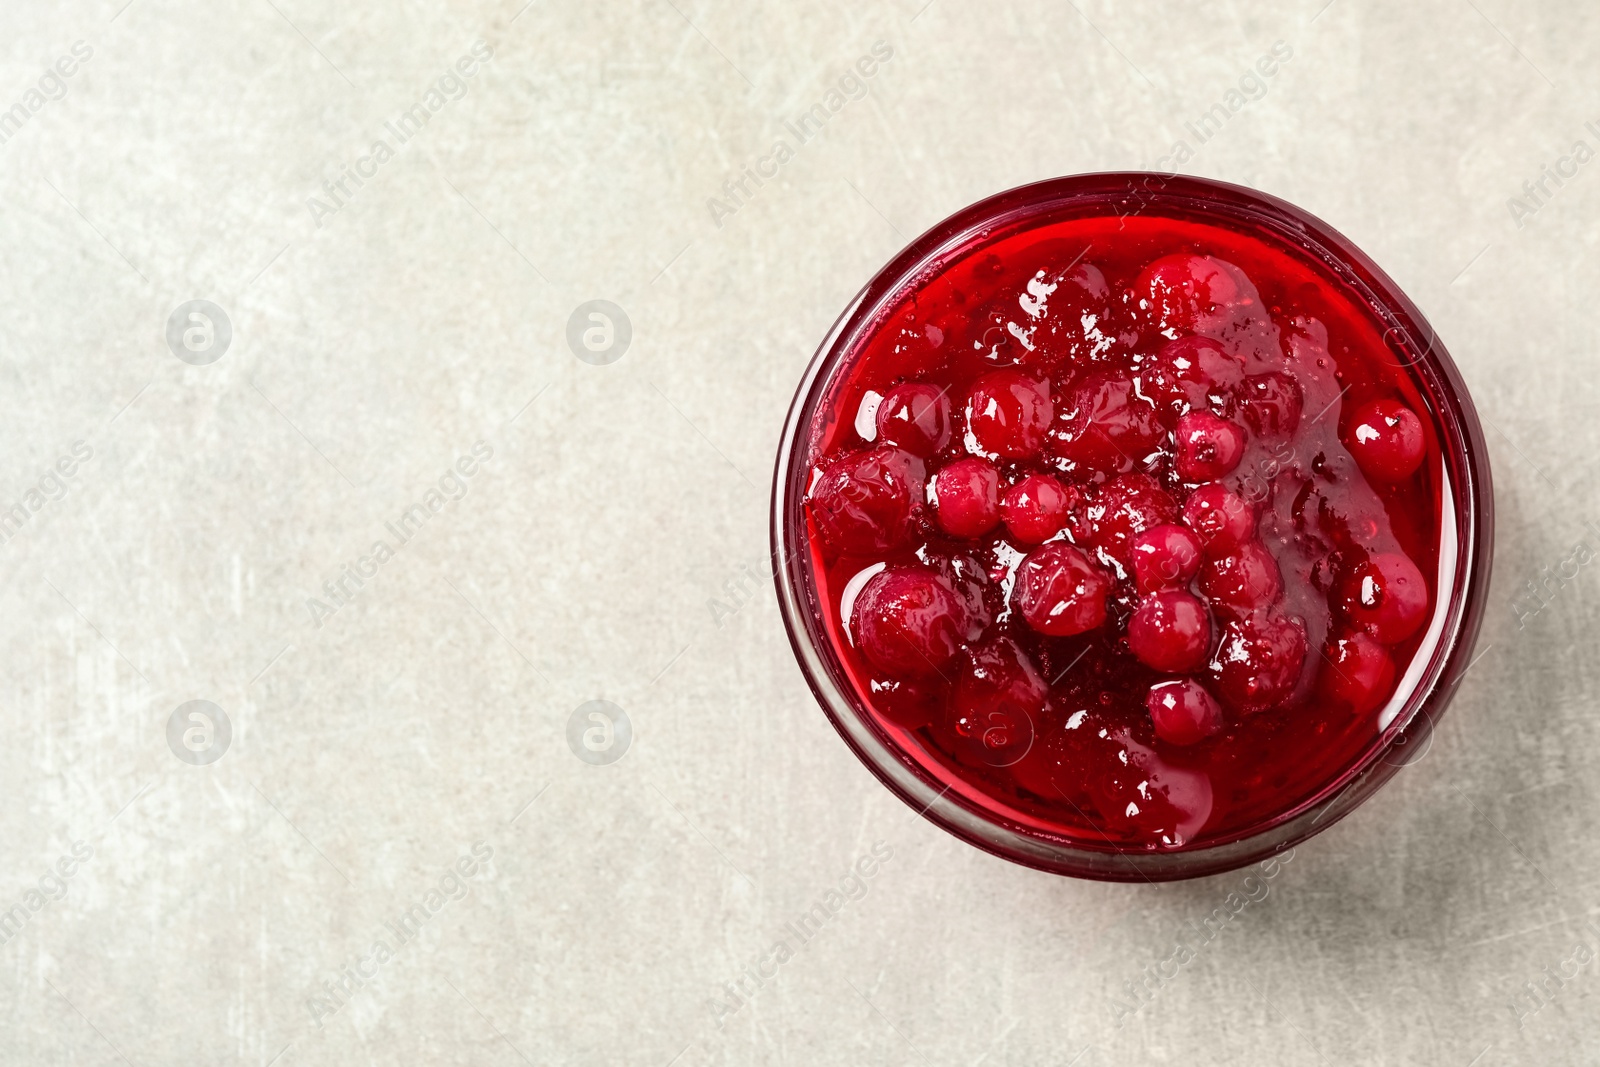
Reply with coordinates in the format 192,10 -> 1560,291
0,0 -> 1595,1063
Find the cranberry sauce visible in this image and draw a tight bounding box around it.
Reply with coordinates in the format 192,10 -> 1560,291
802,211 -> 1444,850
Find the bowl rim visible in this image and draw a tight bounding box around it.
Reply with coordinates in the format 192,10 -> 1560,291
770,171 -> 1494,881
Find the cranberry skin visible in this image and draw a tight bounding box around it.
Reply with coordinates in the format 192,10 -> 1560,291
952,638 -> 1047,763
1130,523 -> 1203,594
1128,590 -> 1212,672
1348,397 -> 1426,482
1001,473 -> 1082,545
1210,612 -> 1309,714
964,369 -> 1052,459
1146,679 -> 1225,746
930,458 -> 1000,539
1014,542 -> 1111,637
1339,551 -> 1430,644
1199,541 -> 1284,615
1320,630 -> 1397,715
1238,371 -> 1303,437
809,447 -> 925,554
851,567 -> 968,679
876,382 -> 952,456
1136,254 -> 1251,334
1181,483 -> 1256,553
1139,336 -> 1247,424
1086,473 -> 1179,566
1049,371 -> 1163,473
1174,411 -> 1246,482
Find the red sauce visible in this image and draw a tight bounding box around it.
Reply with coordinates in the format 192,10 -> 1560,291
803,211 -> 1443,850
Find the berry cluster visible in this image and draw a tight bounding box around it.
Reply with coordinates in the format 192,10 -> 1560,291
807,240 -> 1436,846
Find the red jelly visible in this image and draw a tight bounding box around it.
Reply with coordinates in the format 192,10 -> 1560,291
775,175 -> 1493,879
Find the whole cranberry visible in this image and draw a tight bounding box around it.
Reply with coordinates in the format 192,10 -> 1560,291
952,638 -> 1047,765
1128,590 -> 1212,672
964,369 -> 1052,459
808,447 -> 925,554
1136,254 -> 1253,335
1139,335 -> 1247,424
1238,371 -> 1303,437
1200,541 -> 1284,615
1210,611 -> 1309,714
1129,522 -> 1203,594
851,566 -> 968,679
1145,679 -> 1226,746
1049,371 -> 1163,473
1348,397 -> 1426,482
931,457 -> 1000,539
1086,473 -> 1179,566
1338,551 -> 1429,644
1014,542 -> 1111,637
1320,630 -> 1397,715
876,382 -> 952,456
1174,411 -> 1247,482
1001,473 -> 1083,545
1181,482 -> 1256,552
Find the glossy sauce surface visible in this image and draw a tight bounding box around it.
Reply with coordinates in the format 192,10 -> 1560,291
803,211 -> 1443,850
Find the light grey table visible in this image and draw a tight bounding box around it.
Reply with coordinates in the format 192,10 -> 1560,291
0,1 -> 1594,1063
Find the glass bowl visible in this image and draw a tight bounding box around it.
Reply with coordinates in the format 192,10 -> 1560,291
771,172 -> 1493,881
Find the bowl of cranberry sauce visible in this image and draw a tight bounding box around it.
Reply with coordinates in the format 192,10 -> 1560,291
773,173 -> 1493,880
